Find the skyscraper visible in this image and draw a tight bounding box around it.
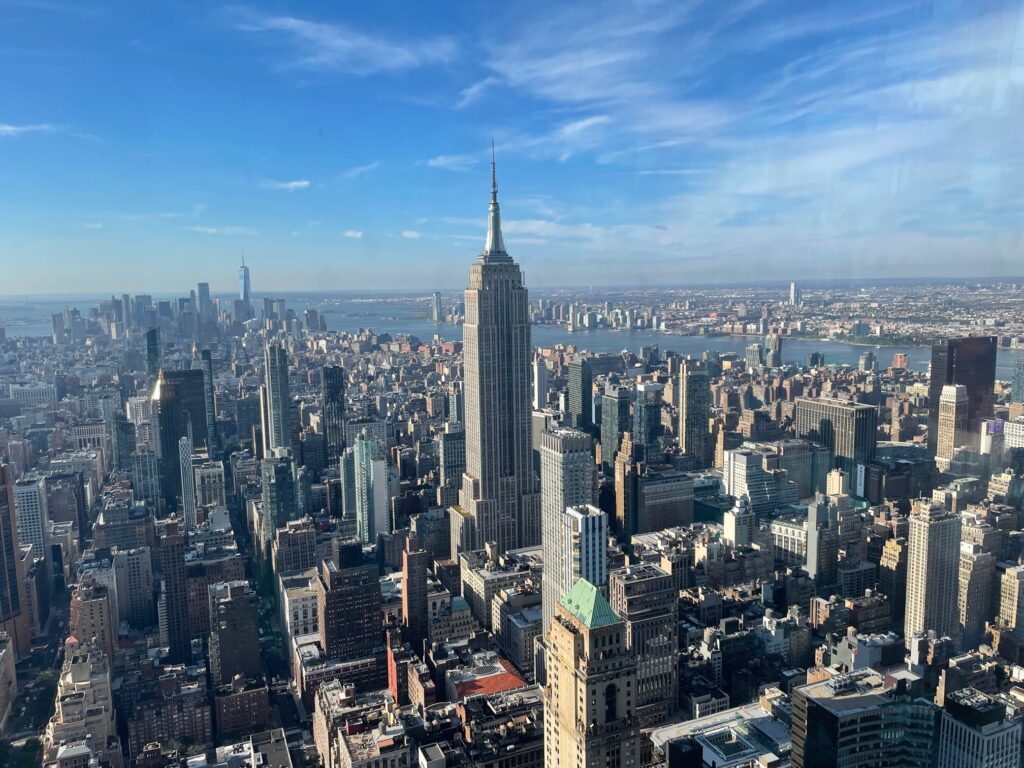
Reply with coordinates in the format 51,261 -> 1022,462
927,336 -> 997,454
1012,358 -> 1024,404
540,429 -> 596,633
208,580 -> 261,686
179,436 -> 196,530
567,357 -> 593,432
316,541 -> 382,662
354,432 -> 389,545
543,579 -> 640,767
145,327 -> 161,376
200,349 -> 218,452
263,341 -> 292,452
455,155 -> 540,554
431,291 -> 443,323
401,538 -> 429,652
633,382 -> 664,462
789,281 -> 801,306
599,383 -> 631,473
152,368 -> 208,510
160,518 -> 190,663
319,365 -> 345,461
532,353 -> 549,411
260,450 -> 296,553
905,500 -> 961,645
678,359 -> 711,468
958,542 -> 995,649
560,504 -> 608,599
793,397 -> 877,487
0,465 -> 30,656
936,384 -> 969,471
239,257 -> 251,303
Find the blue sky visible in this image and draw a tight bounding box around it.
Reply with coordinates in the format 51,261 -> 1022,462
1,0 -> 1023,294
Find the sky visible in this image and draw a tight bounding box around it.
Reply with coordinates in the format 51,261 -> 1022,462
1,0 -> 1023,295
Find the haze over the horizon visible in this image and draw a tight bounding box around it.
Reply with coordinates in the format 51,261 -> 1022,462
2,0 -> 1022,293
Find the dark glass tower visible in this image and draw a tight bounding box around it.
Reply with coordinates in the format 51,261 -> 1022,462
567,358 -> 593,432
153,368 -> 209,510
319,365 -> 346,461
926,336 -> 997,454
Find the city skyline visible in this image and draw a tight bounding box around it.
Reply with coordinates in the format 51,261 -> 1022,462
3,1 -> 1023,292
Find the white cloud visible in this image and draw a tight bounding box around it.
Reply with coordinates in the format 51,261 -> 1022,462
343,160 -> 380,178
0,122 -> 56,137
344,230 -> 364,239
82,222 -> 103,229
456,76 -> 500,108
401,230 -> 423,239
261,179 -> 311,191
188,225 -> 258,236
233,11 -> 456,75
425,154 -> 478,172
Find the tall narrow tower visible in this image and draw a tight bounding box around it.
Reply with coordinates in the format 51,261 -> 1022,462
678,359 -> 711,468
455,149 -> 540,554
264,341 -> 291,451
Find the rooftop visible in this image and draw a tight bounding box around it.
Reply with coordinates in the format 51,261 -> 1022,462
559,579 -> 620,629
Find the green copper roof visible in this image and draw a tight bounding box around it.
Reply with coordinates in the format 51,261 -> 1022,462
559,579 -> 620,629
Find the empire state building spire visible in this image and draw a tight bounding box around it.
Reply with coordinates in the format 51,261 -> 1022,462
482,140 -> 508,261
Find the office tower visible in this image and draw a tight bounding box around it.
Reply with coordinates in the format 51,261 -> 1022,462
789,281 -> 800,306
146,327 -> 161,376
339,447 -> 356,521
793,397 -> 878,484
936,384 -> 969,470
614,432 -> 640,536
179,436 -> 197,530
239,257 -> 251,303
438,422 -> 465,491
633,382 -> 664,462
316,543 -> 381,661
927,336 -> 997,454
110,412 -> 137,471
858,350 -> 877,373
160,519 -> 190,663
723,448 -> 799,518
540,429 -> 596,632
636,470 -> 694,533
532,353 -> 548,411
263,341 -> 292,452
879,536 -> 908,626
13,475 -> 49,570
937,688 -> 1021,768
69,574 -> 116,661
599,384 -> 631,473
543,579 -> 640,767
260,451 -> 296,551
319,365 -> 345,461
791,669 -> 938,768
723,495 -> 756,548
958,543 -> 995,648
567,357 -> 593,431
560,504 -> 608,599
998,565 -> 1024,636
765,333 -> 783,368
197,281 -> 211,322
354,432 -> 389,544
401,539 -> 429,652
905,500 -> 961,645
208,580 -> 261,686
431,291 -> 443,323
200,349 -> 218,452
678,359 -> 711,468
194,460 -> 226,507
609,564 -> 678,725
1013,358 -> 1024,404
456,157 -> 540,554
112,547 -> 155,629
0,466 -> 30,655
152,368 -> 208,509
131,448 -> 162,514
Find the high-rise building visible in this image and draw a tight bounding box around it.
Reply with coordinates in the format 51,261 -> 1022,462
614,432 -> 640,537
316,542 -> 382,661
239,257 -> 251,303
567,358 -> 593,432
791,669 -> 937,768
1012,358 -> 1024,404
936,688 -> 1021,768
263,342 -> 292,452
13,475 -> 49,572
793,397 -> 878,486
354,432 -> 390,544
540,429 -> 596,632
723,495 -> 756,548
455,158 -> 540,554
633,382 -> 664,462
532,353 -> 548,411
431,291 -> 443,323
723,448 -> 799,518
927,336 -> 997,454
319,365 -> 346,461
146,327 -> 161,376
789,281 -> 801,306
905,500 -> 961,645
179,436 -> 197,530
208,580 -> 261,686
678,359 -> 711,468
152,368 -> 208,510
560,504 -> 608,602
765,333 -> 783,368
608,564 -> 678,725
599,384 -> 631,473
745,342 -> 764,371
936,384 -> 970,470
195,460 -> 226,507
997,565 -> 1024,637
160,518 -> 190,663
2,473 -> 32,658
401,539 -> 429,652
70,574 -> 116,661
543,579 -> 640,767
260,450 -> 296,552
131,448 -> 162,514
958,542 -> 996,648
200,349 -> 218,452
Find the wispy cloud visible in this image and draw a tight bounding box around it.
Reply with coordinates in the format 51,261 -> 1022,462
81,222 -> 103,229
343,160 -> 380,178
188,225 -> 258,236
0,122 -> 56,137
343,230 -> 364,239
426,154 -> 478,172
456,76 -> 500,108
400,230 -> 423,239
261,179 -> 310,191
231,9 -> 456,75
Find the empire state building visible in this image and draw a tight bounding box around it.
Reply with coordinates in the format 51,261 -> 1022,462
452,153 -> 540,555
